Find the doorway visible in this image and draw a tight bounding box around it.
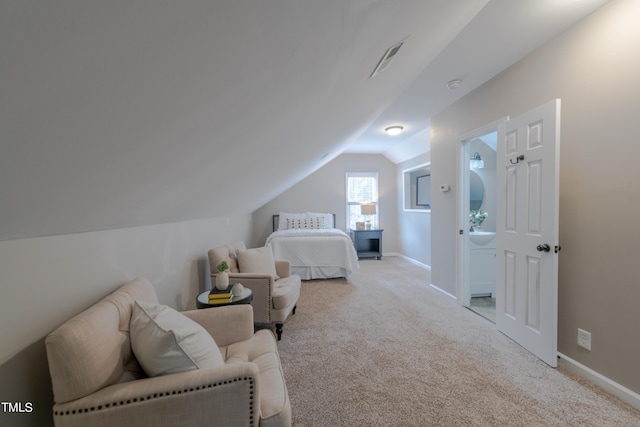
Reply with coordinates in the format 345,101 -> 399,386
460,129 -> 497,322
456,101 -> 561,367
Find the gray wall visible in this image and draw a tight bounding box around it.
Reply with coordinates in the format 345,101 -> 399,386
0,215 -> 252,426
253,153 -> 399,253
430,0 -> 640,394
397,153 -> 431,267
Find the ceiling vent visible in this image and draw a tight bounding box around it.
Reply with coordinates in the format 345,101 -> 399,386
370,41 -> 404,79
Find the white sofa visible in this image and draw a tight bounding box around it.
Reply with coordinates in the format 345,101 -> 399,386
45,278 -> 291,427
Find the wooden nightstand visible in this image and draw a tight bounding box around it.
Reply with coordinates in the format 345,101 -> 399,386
350,229 -> 383,260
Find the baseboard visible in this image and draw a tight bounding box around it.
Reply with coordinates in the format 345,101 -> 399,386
393,253 -> 431,271
429,283 -> 456,299
558,352 -> 640,410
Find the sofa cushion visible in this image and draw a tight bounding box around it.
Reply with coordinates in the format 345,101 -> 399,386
237,246 -> 278,278
45,278 -> 158,403
130,301 -> 224,377
225,330 -> 292,426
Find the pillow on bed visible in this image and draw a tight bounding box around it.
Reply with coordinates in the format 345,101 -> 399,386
289,217 -> 324,229
278,212 -> 306,230
307,212 -> 333,228
237,247 -> 278,278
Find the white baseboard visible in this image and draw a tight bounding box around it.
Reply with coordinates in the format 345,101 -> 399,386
558,352 -> 640,411
393,253 -> 431,271
429,283 -> 456,299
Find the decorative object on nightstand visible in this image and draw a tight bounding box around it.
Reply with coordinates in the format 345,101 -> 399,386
350,228 -> 383,260
360,203 -> 376,229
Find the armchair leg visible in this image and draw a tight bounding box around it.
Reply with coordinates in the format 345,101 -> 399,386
292,305 -> 297,315
275,324 -> 283,341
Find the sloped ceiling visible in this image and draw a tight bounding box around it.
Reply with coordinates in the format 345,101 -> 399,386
0,0 -> 608,241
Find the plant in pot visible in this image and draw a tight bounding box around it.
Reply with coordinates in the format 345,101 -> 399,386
469,209 -> 488,230
215,261 -> 230,291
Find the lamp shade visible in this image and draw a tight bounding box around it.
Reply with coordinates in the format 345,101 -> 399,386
360,204 -> 377,215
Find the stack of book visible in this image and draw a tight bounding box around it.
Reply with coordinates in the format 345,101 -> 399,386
208,289 -> 232,304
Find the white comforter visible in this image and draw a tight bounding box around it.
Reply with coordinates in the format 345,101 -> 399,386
266,228 -> 360,279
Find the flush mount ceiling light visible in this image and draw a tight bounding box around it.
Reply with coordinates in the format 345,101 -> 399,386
385,126 -> 404,136
446,79 -> 462,90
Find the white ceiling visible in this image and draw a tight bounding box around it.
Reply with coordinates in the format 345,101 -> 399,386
345,0 -> 611,162
0,0 -> 609,240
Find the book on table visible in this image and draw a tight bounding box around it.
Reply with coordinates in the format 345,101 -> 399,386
208,292 -> 232,300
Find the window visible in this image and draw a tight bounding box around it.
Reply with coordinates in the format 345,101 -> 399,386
346,172 -> 379,229
403,163 -> 431,212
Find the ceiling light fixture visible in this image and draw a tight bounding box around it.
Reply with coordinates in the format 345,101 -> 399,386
385,126 -> 404,136
446,79 -> 462,90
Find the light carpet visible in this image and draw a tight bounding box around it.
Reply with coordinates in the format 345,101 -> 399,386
276,257 -> 640,426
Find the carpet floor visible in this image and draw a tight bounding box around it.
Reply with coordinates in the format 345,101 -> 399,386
276,257 -> 640,426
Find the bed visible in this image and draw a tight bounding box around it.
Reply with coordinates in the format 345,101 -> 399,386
265,213 -> 360,280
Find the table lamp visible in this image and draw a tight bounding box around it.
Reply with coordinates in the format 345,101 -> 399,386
360,203 -> 376,229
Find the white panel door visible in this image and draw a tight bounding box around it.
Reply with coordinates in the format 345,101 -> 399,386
495,100 -> 561,367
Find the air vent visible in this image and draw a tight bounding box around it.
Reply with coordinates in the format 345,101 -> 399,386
370,41 -> 404,79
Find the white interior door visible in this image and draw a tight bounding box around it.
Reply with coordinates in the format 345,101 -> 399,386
495,99 -> 561,367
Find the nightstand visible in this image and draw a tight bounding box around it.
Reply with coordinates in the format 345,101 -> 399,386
350,229 -> 383,260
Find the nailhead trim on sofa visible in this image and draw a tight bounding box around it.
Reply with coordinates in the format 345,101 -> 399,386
53,377 -> 255,425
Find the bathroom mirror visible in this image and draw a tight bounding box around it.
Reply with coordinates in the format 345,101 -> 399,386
470,170 -> 484,210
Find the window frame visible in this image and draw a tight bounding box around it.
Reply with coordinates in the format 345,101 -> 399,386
345,172 -> 379,230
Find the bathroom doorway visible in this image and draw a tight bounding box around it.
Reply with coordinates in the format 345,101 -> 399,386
458,124 -> 499,323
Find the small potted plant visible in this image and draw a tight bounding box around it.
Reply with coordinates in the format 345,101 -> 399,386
469,209 -> 488,230
215,260 -> 230,290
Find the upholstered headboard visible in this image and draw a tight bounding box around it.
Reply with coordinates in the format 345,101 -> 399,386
273,213 -> 336,232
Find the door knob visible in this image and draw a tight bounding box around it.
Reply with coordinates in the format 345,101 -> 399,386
536,244 -> 551,252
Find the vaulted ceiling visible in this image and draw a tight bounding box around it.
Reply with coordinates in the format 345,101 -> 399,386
0,0 -> 608,241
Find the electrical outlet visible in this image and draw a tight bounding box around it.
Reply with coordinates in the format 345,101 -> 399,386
577,328 -> 592,351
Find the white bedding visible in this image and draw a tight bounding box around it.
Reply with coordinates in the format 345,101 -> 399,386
266,228 -> 360,279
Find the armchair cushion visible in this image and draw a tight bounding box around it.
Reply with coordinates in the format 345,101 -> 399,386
238,246 -> 278,278
209,241 -> 246,273
130,301 -> 224,377
272,276 -> 301,311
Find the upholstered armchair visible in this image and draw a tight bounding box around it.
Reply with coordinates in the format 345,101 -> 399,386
46,278 -> 291,427
208,241 -> 301,340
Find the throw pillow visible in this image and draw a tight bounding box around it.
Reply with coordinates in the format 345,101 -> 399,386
237,247 -> 278,277
288,217 -> 324,229
130,301 -> 224,377
278,212 -> 306,230
307,212 -> 333,228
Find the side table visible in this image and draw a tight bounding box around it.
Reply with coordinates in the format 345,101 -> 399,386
350,229 -> 383,259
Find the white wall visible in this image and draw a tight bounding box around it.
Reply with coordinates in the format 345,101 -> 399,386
397,153 -> 431,267
252,153 -> 398,253
0,215 -> 251,426
430,0 -> 640,395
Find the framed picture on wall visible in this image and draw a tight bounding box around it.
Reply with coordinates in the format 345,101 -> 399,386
416,174 -> 431,207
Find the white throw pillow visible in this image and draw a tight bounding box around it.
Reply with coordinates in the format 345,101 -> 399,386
278,212 -> 306,230
130,301 -> 224,377
307,212 -> 333,228
237,247 -> 278,277
288,217 -> 324,229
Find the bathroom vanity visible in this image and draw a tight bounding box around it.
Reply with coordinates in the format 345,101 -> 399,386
469,231 -> 496,297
